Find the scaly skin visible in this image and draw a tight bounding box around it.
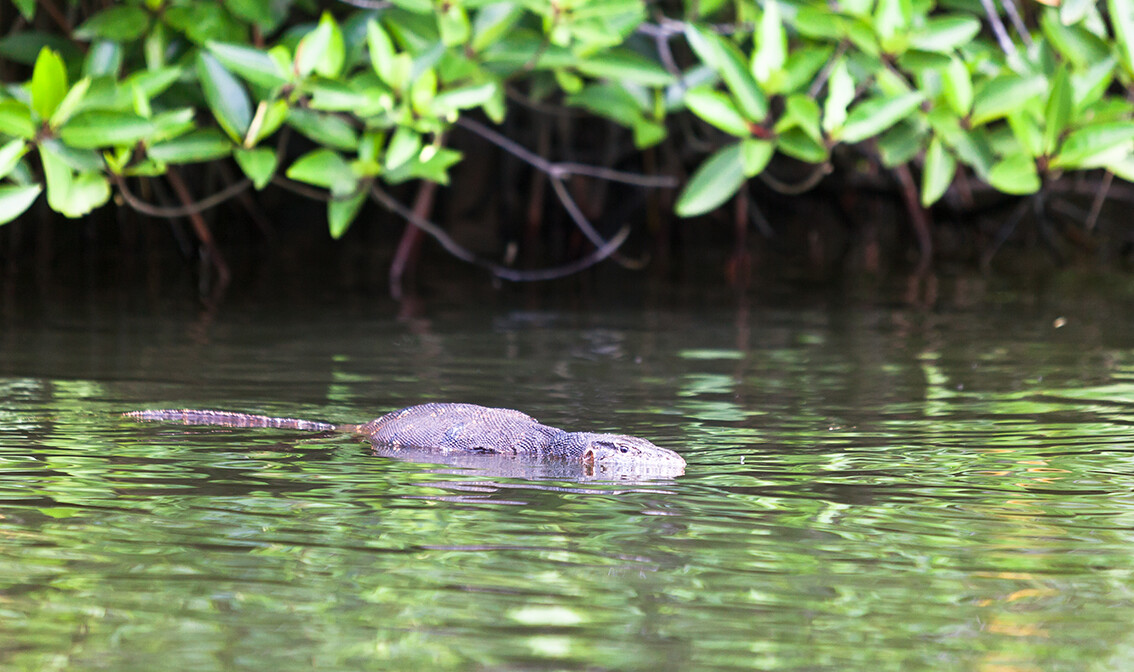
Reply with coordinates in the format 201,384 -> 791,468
123,403 -> 686,472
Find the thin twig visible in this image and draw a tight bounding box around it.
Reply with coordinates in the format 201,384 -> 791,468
759,163 -> 832,195
979,0 -> 1021,66
998,0 -> 1033,50
1085,170 -> 1113,233
113,173 -> 252,217
457,118 -> 676,187
369,184 -> 631,281
336,0 -> 392,9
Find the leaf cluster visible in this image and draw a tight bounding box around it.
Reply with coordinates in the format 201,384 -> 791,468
1,0 -> 1132,257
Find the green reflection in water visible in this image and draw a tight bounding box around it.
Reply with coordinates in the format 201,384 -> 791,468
4,301 -> 1134,671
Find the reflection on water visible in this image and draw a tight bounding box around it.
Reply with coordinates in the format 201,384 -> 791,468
4,277 -> 1134,670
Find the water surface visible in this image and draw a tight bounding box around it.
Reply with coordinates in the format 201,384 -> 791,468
3,277 -> 1134,670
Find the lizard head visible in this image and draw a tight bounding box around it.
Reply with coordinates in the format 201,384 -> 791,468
579,433 -> 686,476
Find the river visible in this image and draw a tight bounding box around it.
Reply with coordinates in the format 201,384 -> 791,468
2,272 -> 1133,670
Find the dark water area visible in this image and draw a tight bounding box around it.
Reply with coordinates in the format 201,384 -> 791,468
3,271 -> 1134,670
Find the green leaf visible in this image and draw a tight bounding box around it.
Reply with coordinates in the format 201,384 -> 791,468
438,3 -> 471,46
921,136 -> 955,206
310,79 -> 392,115
150,108 -> 197,142
296,12 -> 335,78
328,189 -> 367,239
775,94 -> 822,144
777,128 -> 828,162
822,58 -> 854,133
388,145 -> 461,185
248,100 -> 290,146
38,145 -> 110,217
286,108 -> 359,151
385,126 -> 422,171
30,47 -> 67,120
0,101 -> 37,139
740,138 -> 774,177
987,153 -> 1040,194
471,4 -> 524,53
74,6 -> 149,42
684,24 -> 767,121
632,118 -> 666,148
1007,110 -> 1042,158
48,77 -> 90,129
58,111 -> 155,148
684,87 -> 751,137
675,142 -> 745,217
207,41 -> 289,89
0,184 -> 41,225
877,121 -> 924,167
909,15 -> 981,53
839,91 -> 925,143
234,147 -> 277,190
367,19 -> 399,88
753,0 -> 787,89
874,0 -> 912,50
0,139 -> 28,180
941,56 -> 972,116
196,52 -> 252,143
971,74 -> 1046,126
1041,9 -> 1109,68
1110,0 -> 1134,75
1043,66 -> 1072,156
576,49 -> 675,86
148,129 -> 231,164
781,44 -> 834,95
286,148 -> 357,196
12,0 -> 34,20
928,107 -> 993,179
84,41 -> 122,76
1051,121 -> 1134,169
431,82 -> 498,116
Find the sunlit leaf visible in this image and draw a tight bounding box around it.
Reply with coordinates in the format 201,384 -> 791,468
148,129 -> 231,164
196,52 -> 252,142
921,136 -> 955,206
0,101 -> 36,139
740,138 -> 774,177
58,111 -> 155,148
676,142 -> 745,217
839,91 -> 925,143
753,0 -> 787,88
577,49 -> 675,86
286,108 -> 359,151
1052,121 -> 1134,169
30,47 -> 67,120
385,126 -> 422,171
0,184 -> 41,225
234,147 -> 277,189
684,87 -> 751,137
1043,66 -> 1072,156
207,41 -> 289,89
296,11 -> 336,78
328,189 -> 367,239
910,15 -> 981,53
971,74 -> 1046,126
0,139 -> 28,180
987,153 -> 1040,194
74,6 -> 150,42
684,24 -> 767,121
286,148 -> 357,196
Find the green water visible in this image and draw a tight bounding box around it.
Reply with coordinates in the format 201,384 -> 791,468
4,281 -> 1134,670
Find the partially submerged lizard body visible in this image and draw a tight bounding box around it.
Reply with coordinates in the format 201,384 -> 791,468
124,403 -> 686,474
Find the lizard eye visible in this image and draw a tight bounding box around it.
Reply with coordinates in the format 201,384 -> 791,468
619,445 -> 629,453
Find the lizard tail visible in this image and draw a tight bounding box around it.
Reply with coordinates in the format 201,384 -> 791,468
123,409 -> 338,433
